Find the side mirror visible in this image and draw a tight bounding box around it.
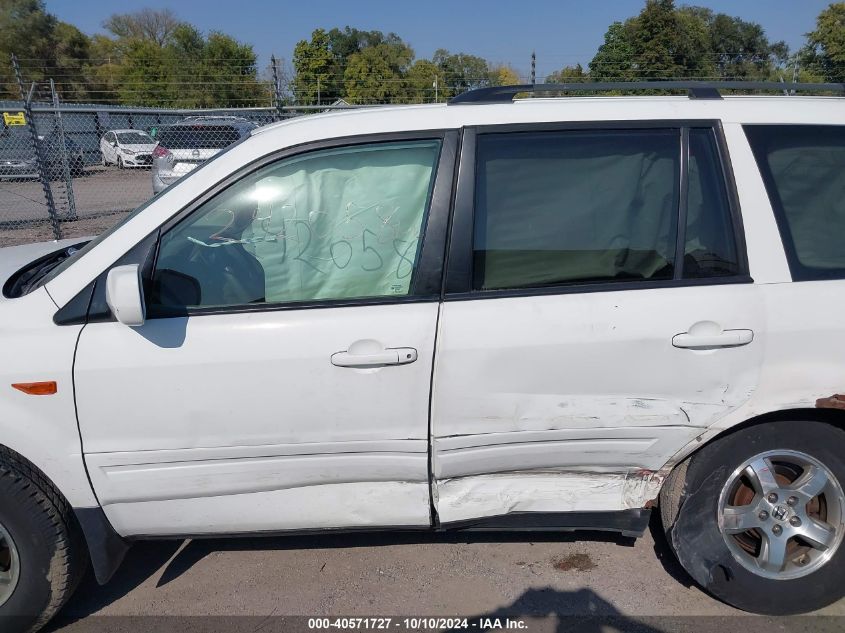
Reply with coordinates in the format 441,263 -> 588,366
106,264 -> 146,326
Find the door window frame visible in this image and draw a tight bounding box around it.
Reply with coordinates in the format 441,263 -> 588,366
442,120 -> 750,300
59,130 -> 458,325
145,130 -> 459,317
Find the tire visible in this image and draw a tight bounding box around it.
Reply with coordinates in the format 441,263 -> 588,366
117,156 -> 124,170
661,420 -> 845,614
0,446 -> 87,633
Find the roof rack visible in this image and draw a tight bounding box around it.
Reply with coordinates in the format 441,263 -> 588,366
447,81 -> 845,104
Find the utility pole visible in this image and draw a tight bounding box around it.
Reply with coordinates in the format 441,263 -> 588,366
531,51 -> 536,88
317,75 -> 321,107
434,75 -> 438,102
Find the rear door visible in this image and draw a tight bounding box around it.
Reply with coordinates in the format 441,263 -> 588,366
431,123 -> 765,525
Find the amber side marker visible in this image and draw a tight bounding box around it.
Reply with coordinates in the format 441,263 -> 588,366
12,381 -> 57,395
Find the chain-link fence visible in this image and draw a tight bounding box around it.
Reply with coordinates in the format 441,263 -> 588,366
0,53 -> 371,247
0,98 -> 289,247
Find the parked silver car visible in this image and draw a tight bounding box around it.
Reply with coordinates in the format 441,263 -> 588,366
151,116 -> 257,193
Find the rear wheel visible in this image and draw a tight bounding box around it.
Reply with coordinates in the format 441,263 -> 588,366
0,447 -> 87,633
661,420 -> 845,614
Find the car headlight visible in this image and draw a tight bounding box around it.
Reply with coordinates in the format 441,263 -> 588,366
123,148 -> 135,155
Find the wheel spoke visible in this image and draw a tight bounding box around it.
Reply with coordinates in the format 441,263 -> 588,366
721,504 -> 761,533
791,465 -> 828,501
795,517 -> 837,550
0,570 -> 11,586
745,457 -> 779,494
758,532 -> 788,573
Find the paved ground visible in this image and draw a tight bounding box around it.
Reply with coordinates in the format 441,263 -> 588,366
0,166 -> 146,246
47,515 -> 845,633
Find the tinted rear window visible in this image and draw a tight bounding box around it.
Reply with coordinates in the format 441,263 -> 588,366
745,125 -> 845,280
157,125 -> 243,150
472,129 -> 680,290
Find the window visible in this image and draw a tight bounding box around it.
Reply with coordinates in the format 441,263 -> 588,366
157,126 -> 245,150
684,128 -> 740,278
745,125 -> 845,280
472,129 -> 679,291
150,140 -> 442,311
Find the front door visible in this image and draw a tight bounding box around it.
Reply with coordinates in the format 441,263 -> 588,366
75,134 -> 455,536
432,125 -> 764,524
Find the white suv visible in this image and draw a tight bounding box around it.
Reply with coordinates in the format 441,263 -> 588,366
1,82 -> 844,630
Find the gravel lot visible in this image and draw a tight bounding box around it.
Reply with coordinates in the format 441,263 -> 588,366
47,515 -> 845,633
0,166 -> 147,246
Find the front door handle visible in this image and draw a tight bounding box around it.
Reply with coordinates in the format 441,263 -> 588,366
672,328 -> 754,350
331,347 -> 418,368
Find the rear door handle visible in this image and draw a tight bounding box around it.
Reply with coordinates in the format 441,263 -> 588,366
672,329 -> 754,350
331,347 -> 418,368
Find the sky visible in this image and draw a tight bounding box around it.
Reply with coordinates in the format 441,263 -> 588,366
46,0 -> 832,79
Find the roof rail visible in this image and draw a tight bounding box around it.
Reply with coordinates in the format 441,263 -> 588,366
447,81 -> 845,104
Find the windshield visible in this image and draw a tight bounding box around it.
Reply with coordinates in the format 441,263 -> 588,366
117,132 -> 152,144
158,126 -> 244,150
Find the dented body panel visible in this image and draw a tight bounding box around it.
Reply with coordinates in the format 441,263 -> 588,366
430,283 -> 764,522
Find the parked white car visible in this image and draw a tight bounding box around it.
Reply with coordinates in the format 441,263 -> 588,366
1,82 -> 845,631
99,129 -> 156,168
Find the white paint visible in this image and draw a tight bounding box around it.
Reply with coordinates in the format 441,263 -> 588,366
0,95 -> 842,536
74,303 -> 437,533
105,264 -> 145,326
103,481 -> 431,536
0,287 -> 98,508
430,284 -> 765,522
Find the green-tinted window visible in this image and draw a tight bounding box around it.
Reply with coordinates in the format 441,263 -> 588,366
745,125 -> 845,280
150,140 -> 441,310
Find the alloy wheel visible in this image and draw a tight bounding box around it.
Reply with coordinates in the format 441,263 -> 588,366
0,521 -> 20,607
718,449 -> 844,580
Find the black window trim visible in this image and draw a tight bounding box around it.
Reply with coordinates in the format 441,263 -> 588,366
145,129 -> 459,319
743,123 -> 845,282
443,119 -> 751,301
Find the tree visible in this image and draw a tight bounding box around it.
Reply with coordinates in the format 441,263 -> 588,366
488,64 -> 520,86
589,22 -> 636,80
103,8 -> 180,46
804,3 -> 845,81
292,29 -> 336,104
433,49 -> 490,93
545,64 -> 586,83
0,0 -> 58,96
343,44 -> 406,103
405,59 -> 448,102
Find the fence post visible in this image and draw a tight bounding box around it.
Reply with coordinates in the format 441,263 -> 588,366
11,54 -> 62,240
270,55 -> 284,122
50,78 -> 78,221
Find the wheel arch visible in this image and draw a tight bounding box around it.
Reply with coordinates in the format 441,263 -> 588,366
659,407 -> 845,520
0,442 -> 128,585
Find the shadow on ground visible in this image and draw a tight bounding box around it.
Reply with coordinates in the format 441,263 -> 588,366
49,529 -> 637,630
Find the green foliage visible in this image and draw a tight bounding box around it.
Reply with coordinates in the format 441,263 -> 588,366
589,22 -> 636,80
588,0 -> 787,83
803,2 -> 845,81
292,29 -> 335,105
488,65 -> 521,86
404,59 -> 448,102
432,49 -> 490,92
